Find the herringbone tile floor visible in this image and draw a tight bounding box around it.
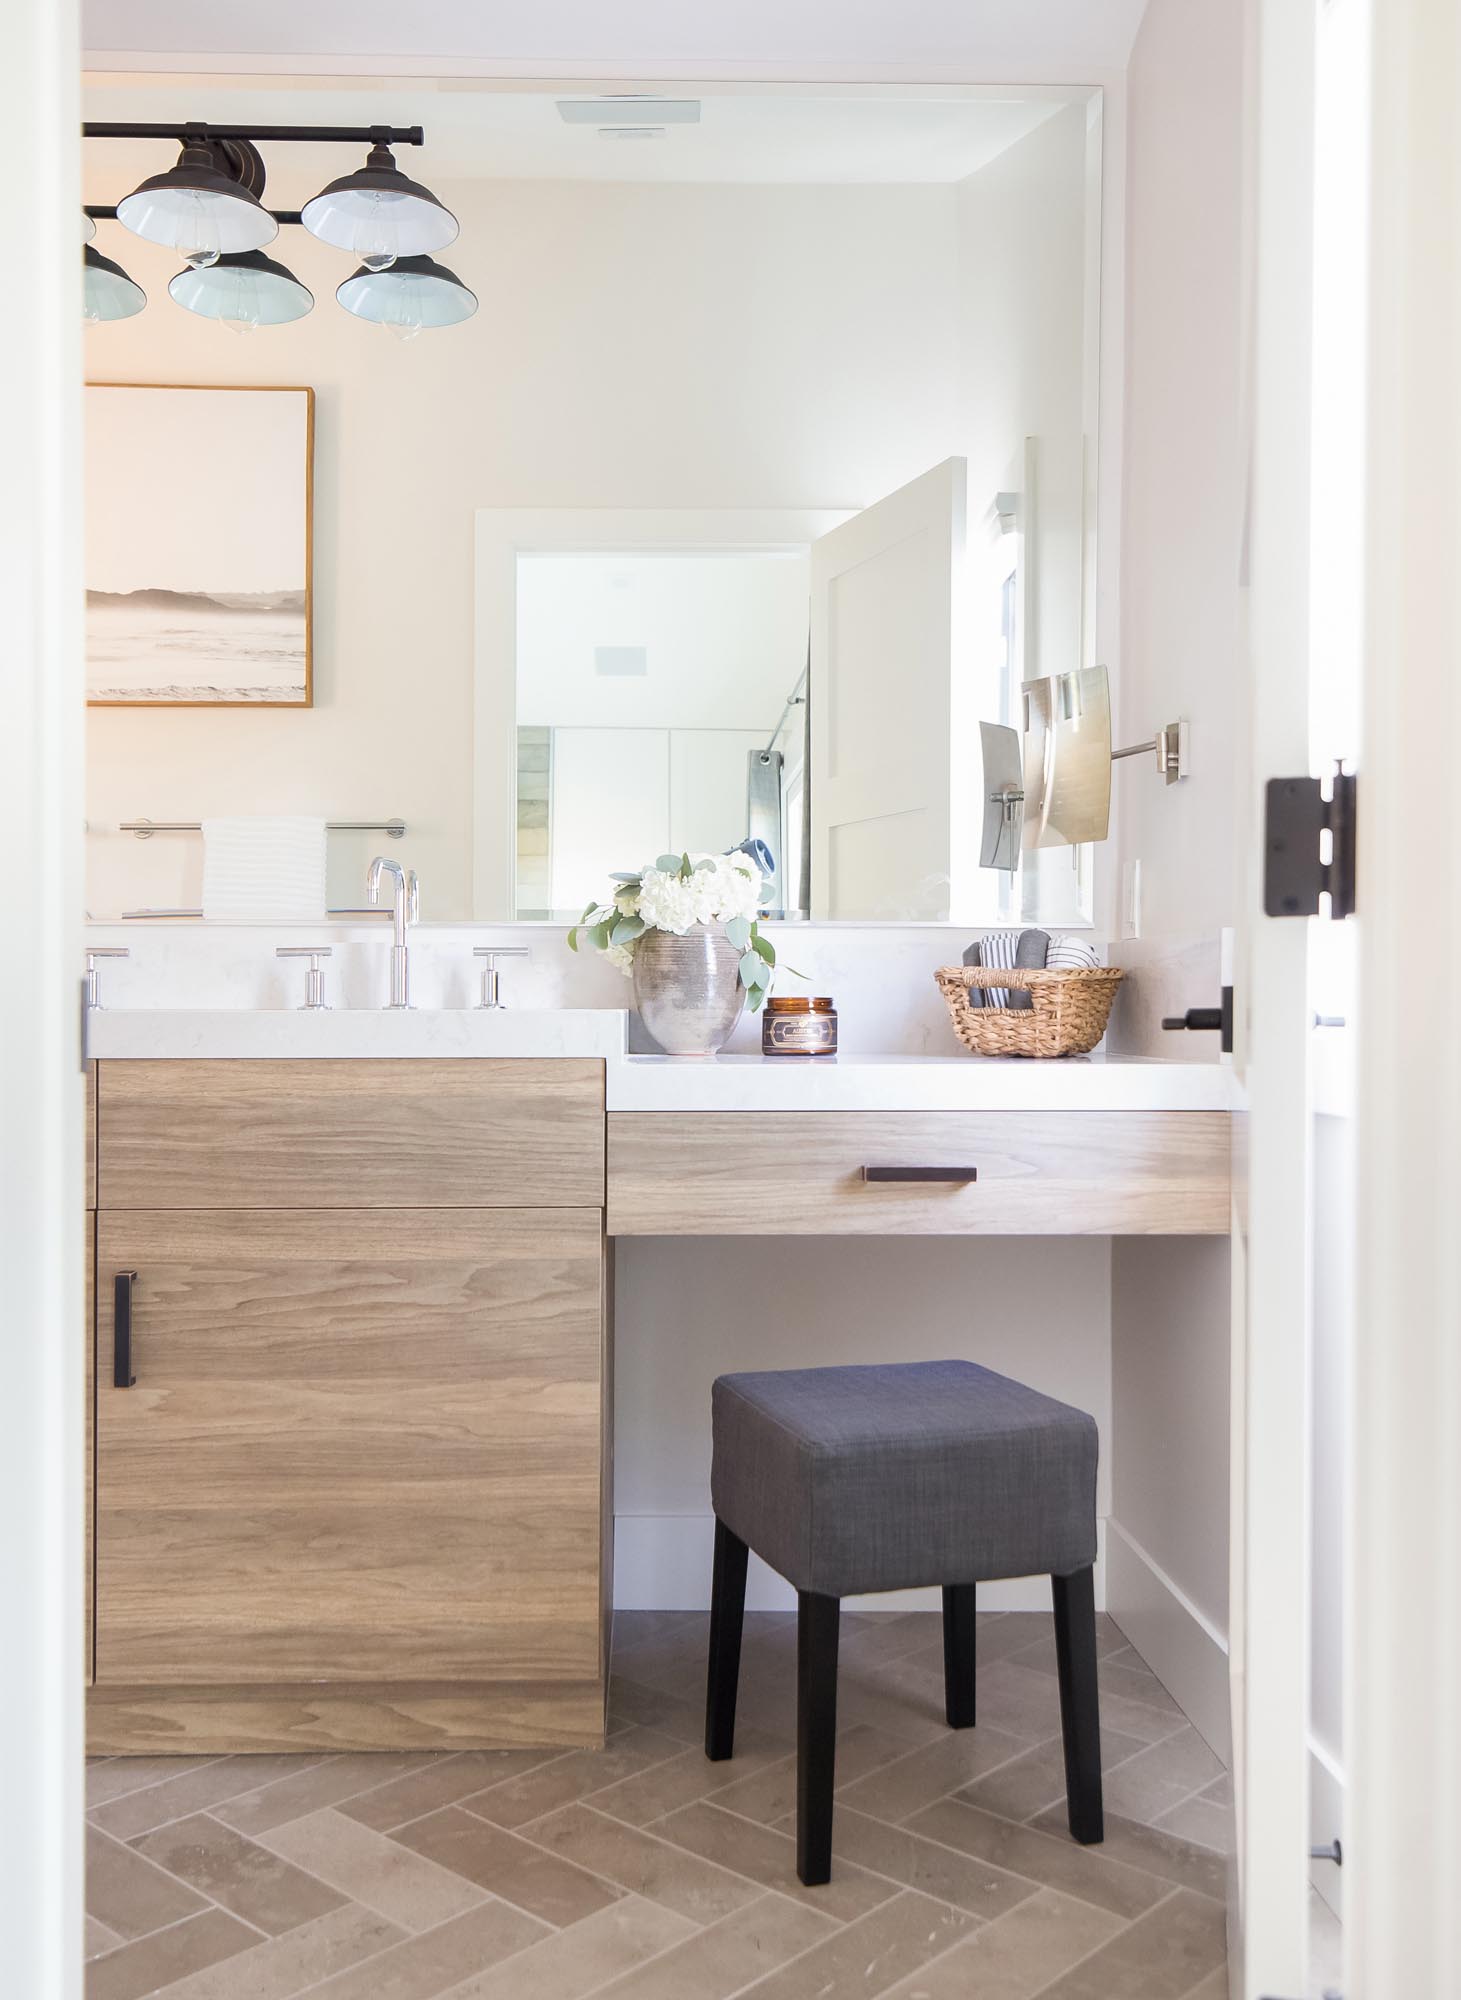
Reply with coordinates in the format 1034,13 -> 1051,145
84,1611 -> 1233,2000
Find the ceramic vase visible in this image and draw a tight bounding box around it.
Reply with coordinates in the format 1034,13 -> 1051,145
632,924 -> 746,1056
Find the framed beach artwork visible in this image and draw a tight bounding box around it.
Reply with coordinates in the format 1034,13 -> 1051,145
85,383 -> 314,707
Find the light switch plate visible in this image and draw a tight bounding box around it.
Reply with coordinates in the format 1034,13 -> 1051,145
1121,859 -> 1142,940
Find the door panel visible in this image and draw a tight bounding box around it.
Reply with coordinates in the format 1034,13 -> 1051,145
95,1209 -> 604,1687
810,459 -> 969,919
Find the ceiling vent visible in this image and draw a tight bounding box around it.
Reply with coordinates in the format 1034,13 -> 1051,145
557,98 -> 701,128
595,646 -> 648,677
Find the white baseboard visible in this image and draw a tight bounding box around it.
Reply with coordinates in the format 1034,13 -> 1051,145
613,1512 -> 1107,1614
1106,1518 -> 1231,1761
1309,1736 -> 1344,1919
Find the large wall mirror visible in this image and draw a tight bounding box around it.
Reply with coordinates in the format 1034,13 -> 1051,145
83,79 -> 1103,928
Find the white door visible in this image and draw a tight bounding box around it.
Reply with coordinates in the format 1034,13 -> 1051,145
1231,2 -> 1367,1995
809,459 -> 971,920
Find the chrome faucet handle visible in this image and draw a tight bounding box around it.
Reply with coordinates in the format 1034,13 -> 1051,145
473,945 -> 531,1010
276,945 -> 333,1011
85,946 -> 129,1010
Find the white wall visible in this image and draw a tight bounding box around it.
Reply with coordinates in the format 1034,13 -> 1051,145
84,176 -> 963,919
517,551 -> 807,732
956,102 -> 1088,687
1105,0 -> 1245,1755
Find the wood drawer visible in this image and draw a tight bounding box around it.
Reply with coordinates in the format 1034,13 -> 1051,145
97,1059 -> 605,1210
94,1208 -> 606,1686
608,1111 -> 1231,1236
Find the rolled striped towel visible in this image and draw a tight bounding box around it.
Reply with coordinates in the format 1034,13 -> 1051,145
969,929 -> 1050,1010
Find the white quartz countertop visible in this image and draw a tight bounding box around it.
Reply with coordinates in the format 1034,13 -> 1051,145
87,1010 -> 1234,1111
608,1051 -> 1234,1111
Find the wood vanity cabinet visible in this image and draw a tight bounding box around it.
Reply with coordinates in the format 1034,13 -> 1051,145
86,1060 -> 611,1755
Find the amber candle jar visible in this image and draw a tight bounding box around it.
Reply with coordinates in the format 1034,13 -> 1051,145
762,995 -> 838,1056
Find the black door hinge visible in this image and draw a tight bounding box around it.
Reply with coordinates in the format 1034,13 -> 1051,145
1264,763 -> 1357,919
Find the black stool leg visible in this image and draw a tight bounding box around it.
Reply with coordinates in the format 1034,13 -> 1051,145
1051,1565 -> 1103,1844
796,1591 -> 840,1886
942,1583 -> 978,1728
705,1518 -> 749,1761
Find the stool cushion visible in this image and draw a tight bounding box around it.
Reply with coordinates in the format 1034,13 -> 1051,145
711,1360 -> 1098,1598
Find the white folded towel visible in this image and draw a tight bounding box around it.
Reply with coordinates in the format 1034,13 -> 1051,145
201,817 -> 327,921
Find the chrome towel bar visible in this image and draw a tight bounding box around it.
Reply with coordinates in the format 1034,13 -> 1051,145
118,818 -> 406,840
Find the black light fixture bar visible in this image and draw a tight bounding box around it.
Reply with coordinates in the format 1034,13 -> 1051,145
83,121 -> 425,146
86,204 -> 307,224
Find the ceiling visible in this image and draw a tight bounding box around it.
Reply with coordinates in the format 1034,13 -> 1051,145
81,83 -> 1073,190
82,0 -> 1152,78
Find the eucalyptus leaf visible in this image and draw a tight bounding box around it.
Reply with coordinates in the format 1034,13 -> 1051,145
609,872 -> 640,883
567,928 -> 579,953
747,984 -> 769,1012
725,915 -> 752,950
752,933 -> 776,967
611,916 -> 646,945
655,854 -> 682,874
694,857 -> 717,872
590,919 -> 615,951
738,950 -> 763,988
680,853 -> 692,878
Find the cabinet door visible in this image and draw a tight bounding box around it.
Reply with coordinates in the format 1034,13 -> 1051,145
95,1209 -> 604,1688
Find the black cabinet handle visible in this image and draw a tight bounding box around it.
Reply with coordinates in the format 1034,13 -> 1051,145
114,1271 -> 137,1388
862,1166 -> 979,1184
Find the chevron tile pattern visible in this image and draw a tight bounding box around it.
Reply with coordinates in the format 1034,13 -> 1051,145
85,1612 -> 1232,1999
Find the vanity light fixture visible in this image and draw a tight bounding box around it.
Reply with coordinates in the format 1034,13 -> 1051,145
336,254 -> 478,337
82,209 -> 95,241
169,249 -> 314,332
300,136 -> 459,269
83,121 -> 468,334
83,244 -> 145,323
116,131 -> 277,266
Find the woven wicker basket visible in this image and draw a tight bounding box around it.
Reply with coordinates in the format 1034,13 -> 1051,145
935,964 -> 1124,1059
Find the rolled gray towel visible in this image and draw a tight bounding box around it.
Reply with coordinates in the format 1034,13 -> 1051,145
1010,928 -> 1050,1010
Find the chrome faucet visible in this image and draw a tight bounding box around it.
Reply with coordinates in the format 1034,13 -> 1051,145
367,856 -> 418,1009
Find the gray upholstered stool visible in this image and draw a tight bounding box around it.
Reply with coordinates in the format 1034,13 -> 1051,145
705,1359 -> 1102,1885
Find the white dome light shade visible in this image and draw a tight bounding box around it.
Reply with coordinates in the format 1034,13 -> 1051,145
83,210 -> 96,241
169,250 -> 313,331
336,254 -> 476,337
302,143 -> 458,266
83,245 -> 145,323
117,136 -> 277,263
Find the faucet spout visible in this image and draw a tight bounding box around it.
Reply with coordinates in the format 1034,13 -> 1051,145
367,856 -> 413,1007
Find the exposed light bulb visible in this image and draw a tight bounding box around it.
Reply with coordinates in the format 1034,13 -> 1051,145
177,191 -> 221,269
220,268 -> 261,335
355,194 -> 399,272
379,282 -> 423,342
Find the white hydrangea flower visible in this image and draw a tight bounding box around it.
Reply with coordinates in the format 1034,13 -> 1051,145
603,941 -> 636,977
633,852 -> 765,934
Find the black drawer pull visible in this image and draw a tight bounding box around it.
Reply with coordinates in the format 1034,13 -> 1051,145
114,1271 -> 137,1388
862,1166 -> 979,1184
